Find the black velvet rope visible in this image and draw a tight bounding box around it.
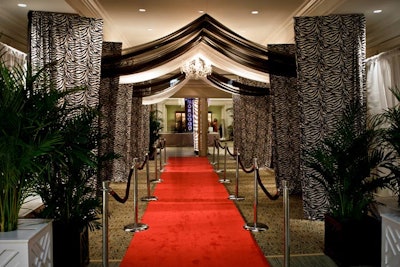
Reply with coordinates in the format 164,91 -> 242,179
256,169 -> 280,201
238,156 -> 255,174
109,167 -> 134,203
213,139 -> 279,200
226,146 -> 236,157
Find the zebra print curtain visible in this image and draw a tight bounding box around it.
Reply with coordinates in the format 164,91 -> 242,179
269,44 -> 301,194
99,42 -> 122,182
295,14 -> 366,220
233,93 -> 273,168
29,11 -> 103,109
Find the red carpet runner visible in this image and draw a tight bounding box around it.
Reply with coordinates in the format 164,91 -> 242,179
120,157 -> 270,267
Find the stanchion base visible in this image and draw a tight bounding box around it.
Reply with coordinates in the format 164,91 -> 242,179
141,196 -> 158,201
228,195 -> 245,201
244,222 -> 268,232
215,169 -> 224,173
211,162 -> 217,166
219,179 -> 231,184
159,168 -> 164,173
150,178 -> 163,183
124,223 -> 149,233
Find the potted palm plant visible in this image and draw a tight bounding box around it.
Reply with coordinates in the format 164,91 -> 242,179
149,106 -> 163,159
380,86 -> 400,205
305,102 -> 393,266
0,58 -> 67,232
33,105 -> 104,267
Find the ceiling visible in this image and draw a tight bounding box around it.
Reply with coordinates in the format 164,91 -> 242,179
1,0 -> 399,58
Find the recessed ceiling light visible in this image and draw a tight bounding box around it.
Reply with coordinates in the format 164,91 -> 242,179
251,10 -> 259,15
139,8 -> 146,12
147,28 -> 153,31
373,9 -> 382,14
17,3 -> 27,8
198,10 -> 204,14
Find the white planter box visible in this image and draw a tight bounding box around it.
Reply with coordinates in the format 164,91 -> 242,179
0,219 -> 53,266
382,213 -> 400,267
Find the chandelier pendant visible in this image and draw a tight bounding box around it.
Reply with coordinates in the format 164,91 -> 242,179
181,57 -> 212,79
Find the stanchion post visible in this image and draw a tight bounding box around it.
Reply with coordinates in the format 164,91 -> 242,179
159,140 -> 164,172
163,138 -> 167,166
124,158 -> 149,232
150,141 -> 163,183
215,141 -> 223,173
244,158 -> 268,232
219,142 -> 230,183
141,153 -> 158,202
283,180 -> 290,267
229,148 -> 244,200
102,180 -> 110,267
211,137 -> 216,166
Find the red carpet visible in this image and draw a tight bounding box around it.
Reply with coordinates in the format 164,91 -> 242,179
120,157 -> 270,267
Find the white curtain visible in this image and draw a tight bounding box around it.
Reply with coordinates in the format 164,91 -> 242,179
366,47 -> 400,115
0,42 -> 26,68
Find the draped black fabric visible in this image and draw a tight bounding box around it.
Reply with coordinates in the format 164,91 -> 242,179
101,14 -> 296,97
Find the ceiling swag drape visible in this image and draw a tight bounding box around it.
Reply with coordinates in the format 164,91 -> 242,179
101,14 -> 296,104
295,14 -> 367,220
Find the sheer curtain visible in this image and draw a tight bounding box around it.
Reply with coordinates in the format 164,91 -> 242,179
0,42 -> 26,68
366,47 -> 400,115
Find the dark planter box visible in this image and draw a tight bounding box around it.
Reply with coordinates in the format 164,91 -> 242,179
53,221 -> 89,267
324,214 -> 381,267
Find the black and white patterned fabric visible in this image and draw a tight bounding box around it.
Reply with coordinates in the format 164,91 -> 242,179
99,42 -> 122,182
269,44 -> 301,194
233,94 -> 272,168
295,14 -> 366,220
29,11 -> 103,110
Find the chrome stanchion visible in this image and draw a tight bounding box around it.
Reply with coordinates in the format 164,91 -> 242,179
162,138 -> 167,166
141,153 -> 158,202
229,149 -> 244,200
159,141 -> 164,173
124,158 -> 149,232
219,142 -> 230,184
211,138 -> 217,166
283,180 -> 290,267
215,141 -> 223,173
102,180 -> 111,267
244,158 -> 268,232
150,141 -> 163,183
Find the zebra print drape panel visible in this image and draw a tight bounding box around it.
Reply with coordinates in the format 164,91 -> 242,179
233,93 -> 273,168
295,14 -> 366,220
29,11 -> 103,110
269,44 -> 301,194
100,42 -> 122,182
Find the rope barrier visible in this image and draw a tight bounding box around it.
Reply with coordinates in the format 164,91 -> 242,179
219,142 -> 230,184
256,169 -> 280,200
244,158 -> 268,232
124,158 -> 149,232
150,140 -> 163,183
141,153 -> 158,202
108,163 -> 135,203
228,148 -> 245,201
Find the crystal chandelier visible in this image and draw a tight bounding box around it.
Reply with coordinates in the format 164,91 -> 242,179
181,57 -> 212,79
